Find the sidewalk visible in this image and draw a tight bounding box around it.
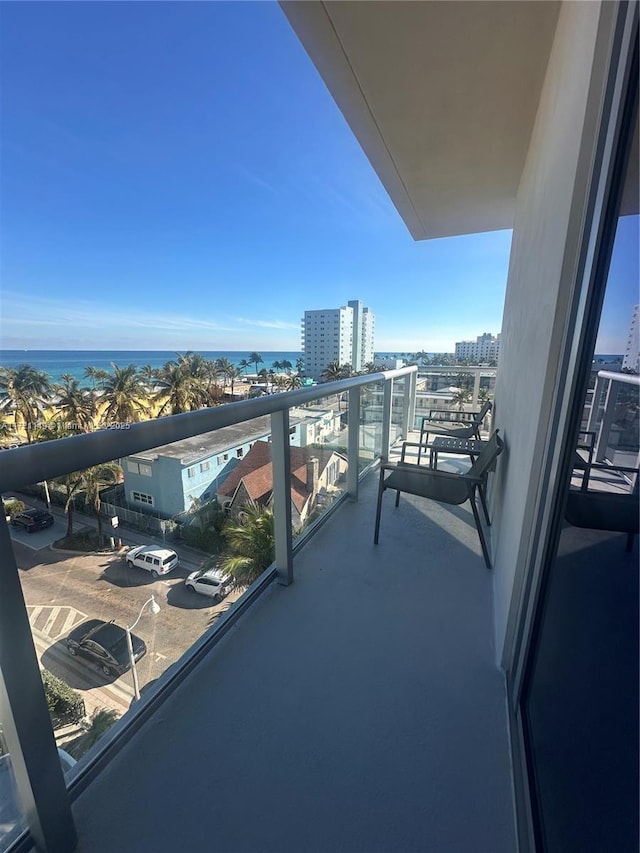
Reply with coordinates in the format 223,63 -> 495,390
11,490 -> 206,570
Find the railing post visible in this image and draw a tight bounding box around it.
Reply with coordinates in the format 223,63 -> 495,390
408,369 -> 417,434
0,516 -> 77,852
402,372 -> 415,438
472,370 -> 481,407
270,410 -> 293,585
381,378 -> 393,462
347,386 -> 361,500
587,373 -> 607,434
595,377 -> 619,462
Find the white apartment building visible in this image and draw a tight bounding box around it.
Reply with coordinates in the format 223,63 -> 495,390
302,299 -> 375,381
622,304 -> 639,373
455,332 -> 501,362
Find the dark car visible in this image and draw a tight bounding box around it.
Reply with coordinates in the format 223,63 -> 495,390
65,619 -> 146,677
10,509 -> 54,533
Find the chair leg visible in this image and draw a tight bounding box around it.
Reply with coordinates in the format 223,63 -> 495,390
469,493 -> 492,569
478,483 -> 491,526
374,474 -> 386,544
395,490 -> 401,507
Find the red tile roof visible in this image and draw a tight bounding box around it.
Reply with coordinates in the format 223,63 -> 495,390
218,441 -> 339,513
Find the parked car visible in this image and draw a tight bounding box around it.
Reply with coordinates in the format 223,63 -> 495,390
10,508 -> 54,533
65,619 -> 146,677
125,545 -> 179,578
184,567 -> 232,601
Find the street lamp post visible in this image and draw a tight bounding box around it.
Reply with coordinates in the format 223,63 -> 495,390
126,594 -> 160,701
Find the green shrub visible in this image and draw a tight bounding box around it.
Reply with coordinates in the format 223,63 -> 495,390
41,669 -> 85,727
2,498 -> 26,518
65,708 -> 120,760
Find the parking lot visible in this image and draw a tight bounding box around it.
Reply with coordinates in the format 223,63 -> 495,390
10,518 -> 237,716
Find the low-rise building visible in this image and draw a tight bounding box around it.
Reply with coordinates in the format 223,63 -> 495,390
217,441 -> 348,528
122,415 -> 304,518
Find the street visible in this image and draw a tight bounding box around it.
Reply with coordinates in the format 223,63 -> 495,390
12,526 -> 237,717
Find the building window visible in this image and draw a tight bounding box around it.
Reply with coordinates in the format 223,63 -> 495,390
187,467 -> 196,478
217,453 -> 229,464
131,491 -> 154,506
127,461 -> 139,474
139,464 -> 152,477
236,448 -> 244,458
200,461 -> 210,473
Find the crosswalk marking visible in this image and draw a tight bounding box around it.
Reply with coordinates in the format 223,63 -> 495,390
27,604 -> 87,640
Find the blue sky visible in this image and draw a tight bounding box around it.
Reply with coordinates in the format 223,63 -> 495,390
0,2 -> 635,354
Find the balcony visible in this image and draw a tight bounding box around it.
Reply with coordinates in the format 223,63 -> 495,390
0,367 -> 519,852
69,452 -> 515,852
1,362 -> 635,852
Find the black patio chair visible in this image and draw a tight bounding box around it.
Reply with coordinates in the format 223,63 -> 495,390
374,430 -> 504,568
417,400 -> 492,462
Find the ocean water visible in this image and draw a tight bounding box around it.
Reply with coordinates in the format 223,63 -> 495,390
0,350 -> 304,385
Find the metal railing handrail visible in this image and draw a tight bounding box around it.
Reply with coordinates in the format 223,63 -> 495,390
594,369 -> 640,385
0,366 -> 417,492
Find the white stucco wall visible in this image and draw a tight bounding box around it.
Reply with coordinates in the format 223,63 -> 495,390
491,1 -> 611,663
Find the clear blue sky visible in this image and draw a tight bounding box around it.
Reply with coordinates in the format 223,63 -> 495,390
0,3 -> 634,354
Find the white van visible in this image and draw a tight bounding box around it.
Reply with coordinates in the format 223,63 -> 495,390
126,545 -> 179,578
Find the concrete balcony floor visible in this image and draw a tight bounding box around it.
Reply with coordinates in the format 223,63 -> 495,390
72,458 -> 516,853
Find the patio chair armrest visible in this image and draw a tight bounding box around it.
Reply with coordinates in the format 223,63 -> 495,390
400,440 -> 429,462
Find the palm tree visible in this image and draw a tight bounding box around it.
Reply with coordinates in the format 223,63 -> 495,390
286,374 -> 303,391
296,357 -> 305,375
239,358 -> 251,375
81,463 -> 122,544
0,421 -> 18,444
54,376 -> 96,433
272,360 -> 282,372
281,359 -> 293,374
139,364 -> 157,390
321,361 -> 345,383
55,469 -> 85,538
226,366 -> 243,399
218,502 -> 274,586
272,374 -> 288,392
248,352 -> 263,376
84,366 -> 109,389
0,364 -> 52,443
452,387 -> 472,411
153,361 -> 199,416
100,365 -> 150,423
215,358 -> 235,395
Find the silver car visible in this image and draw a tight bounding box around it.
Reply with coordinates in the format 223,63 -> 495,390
184,568 -> 232,601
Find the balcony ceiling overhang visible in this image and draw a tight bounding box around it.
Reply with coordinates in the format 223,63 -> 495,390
281,0 -> 561,240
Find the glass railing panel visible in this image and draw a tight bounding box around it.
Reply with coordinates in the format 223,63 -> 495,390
600,379 -> 639,467
289,391 -> 349,538
0,732 -> 27,853
4,368 -> 418,781
359,379 -> 384,470
8,413 -> 286,767
390,376 -> 405,446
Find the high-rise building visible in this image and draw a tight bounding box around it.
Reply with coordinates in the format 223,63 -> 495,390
302,299 -> 375,381
454,332 -> 501,362
622,305 -> 639,373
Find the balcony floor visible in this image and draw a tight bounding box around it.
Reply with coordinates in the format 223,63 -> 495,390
72,464 -> 516,853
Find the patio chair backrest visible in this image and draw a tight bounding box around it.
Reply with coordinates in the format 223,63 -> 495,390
472,400 -> 492,428
467,430 -> 503,480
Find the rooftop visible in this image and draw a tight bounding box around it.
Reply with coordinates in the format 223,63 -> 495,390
130,414 -> 302,465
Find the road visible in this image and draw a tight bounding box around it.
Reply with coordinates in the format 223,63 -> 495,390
11,522 -> 237,718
